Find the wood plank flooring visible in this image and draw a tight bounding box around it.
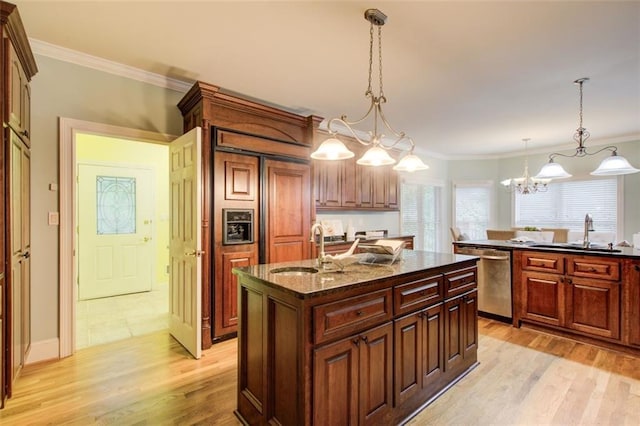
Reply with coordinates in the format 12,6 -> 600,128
1,318 -> 638,425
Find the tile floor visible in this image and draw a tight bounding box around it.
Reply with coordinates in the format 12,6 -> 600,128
76,282 -> 169,349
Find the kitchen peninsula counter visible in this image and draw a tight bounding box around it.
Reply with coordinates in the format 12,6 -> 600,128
454,239 -> 640,356
233,250 -> 480,425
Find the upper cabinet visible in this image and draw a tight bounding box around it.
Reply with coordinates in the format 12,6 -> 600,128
313,131 -> 400,211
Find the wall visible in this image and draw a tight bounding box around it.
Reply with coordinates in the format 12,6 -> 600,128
76,134 -> 170,286
30,54 -> 185,344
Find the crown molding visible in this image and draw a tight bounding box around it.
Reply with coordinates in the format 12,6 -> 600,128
30,38 -> 193,93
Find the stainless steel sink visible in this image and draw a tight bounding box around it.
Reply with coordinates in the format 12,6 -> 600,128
531,243 -> 621,253
269,266 -> 319,276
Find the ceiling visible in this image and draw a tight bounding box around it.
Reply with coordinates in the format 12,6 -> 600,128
15,1 -> 640,159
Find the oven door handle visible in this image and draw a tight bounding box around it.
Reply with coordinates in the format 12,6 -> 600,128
480,254 -> 510,261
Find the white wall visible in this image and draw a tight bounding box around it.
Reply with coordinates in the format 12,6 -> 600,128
31,55 -> 185,344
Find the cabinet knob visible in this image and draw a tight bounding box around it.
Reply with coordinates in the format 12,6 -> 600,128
567,278 -> 573,285
635,265 -> 640,272
22,129 -> 29,138
355,310 -> 364,317
361,336 -> 368,344
352,338 -> 360,346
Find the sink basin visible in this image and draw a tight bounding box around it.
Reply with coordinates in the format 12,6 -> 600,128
531,243 -> 621,253
269,266 -> 319,276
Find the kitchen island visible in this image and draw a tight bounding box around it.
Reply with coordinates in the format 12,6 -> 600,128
233,250 -> 479,425
454,240 -> 640,355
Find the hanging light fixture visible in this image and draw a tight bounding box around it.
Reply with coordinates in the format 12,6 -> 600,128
310,9 -> 429,172
501,138 -> 550,194
535,77 -> 639,179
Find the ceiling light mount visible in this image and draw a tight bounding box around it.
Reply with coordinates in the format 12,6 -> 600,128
535,77 -> 639,179
310,8 -> 428,172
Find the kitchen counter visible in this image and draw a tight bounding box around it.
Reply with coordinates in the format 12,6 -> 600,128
454,239 -> 640,258
233,249 -> 477,298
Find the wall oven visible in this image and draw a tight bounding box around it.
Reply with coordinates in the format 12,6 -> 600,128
456,246 -> 512,322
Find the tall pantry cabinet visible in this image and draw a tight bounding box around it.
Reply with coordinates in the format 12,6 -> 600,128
178,81 -> 320,347
0,1 -> 37,407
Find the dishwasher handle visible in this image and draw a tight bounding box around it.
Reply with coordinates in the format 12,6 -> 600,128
480,254 -> 510,261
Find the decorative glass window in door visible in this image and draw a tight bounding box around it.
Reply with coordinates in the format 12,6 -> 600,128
96,176 -> 136,234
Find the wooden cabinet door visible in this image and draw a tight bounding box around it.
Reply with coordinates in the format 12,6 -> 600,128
421,303 -> 445,394
8,43 -> 30,145
394,312 -> 421,406
314,337 -> 359,426
387,168 -> 399,209
372,167 -> 388,209
357,165 -> 374,208
629,261 -> 640,346
444,296 -> 464,374
265,160 -> 311,263
342,156 -> 357,208
215,251 -> 256,337
521,271 -> 564,326
565,277 -> 620,340
316,160 -> 342,208
359,322 -> 393,426
461,290 -> 478,359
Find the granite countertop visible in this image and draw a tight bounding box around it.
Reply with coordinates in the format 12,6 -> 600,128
453,239 -> 640,259
233,250 -> 478,299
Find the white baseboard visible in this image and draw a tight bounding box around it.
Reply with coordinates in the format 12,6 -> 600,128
26,338 -> 60,365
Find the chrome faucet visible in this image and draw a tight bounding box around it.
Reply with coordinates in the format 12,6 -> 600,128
310,223 -> 326,266
583,213 -> 594,248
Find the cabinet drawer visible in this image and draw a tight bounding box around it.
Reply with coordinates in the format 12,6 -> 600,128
444,267 -> 477,298
394,274 -> 443,316
314,289 -> 392,344
521,251 -> 564,274
567,256 -> 620,281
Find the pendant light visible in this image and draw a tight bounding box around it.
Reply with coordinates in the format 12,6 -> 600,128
310,9 -> 429,172
501,138 -> 550,194
535,77 -> 639,179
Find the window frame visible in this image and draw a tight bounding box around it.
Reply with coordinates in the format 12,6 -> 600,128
400,176 -> 445,252
452,180 -> 496,240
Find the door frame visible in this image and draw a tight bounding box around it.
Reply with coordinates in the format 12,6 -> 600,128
59,117 -> 174,357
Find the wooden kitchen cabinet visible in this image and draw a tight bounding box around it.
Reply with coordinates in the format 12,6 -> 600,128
444,290 -> 478,378
314,321 -> 393,426
178,81 -> 321,346
625,260 -> 640,347
313,131 -> 400,211
519,251 -> 621,341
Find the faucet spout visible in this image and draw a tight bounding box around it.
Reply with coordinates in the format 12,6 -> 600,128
310,223 -> 326,266
583,213 -> 594,248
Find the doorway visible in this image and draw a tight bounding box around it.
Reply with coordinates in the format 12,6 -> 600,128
74,134 -> 169,349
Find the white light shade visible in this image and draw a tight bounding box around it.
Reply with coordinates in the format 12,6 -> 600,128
357,146 -> 396,166
534,161 -> 572,179
310,137 -> 355,160
393,153 -> 429,172
500,179 -> 512,187
590,153 -> 640,176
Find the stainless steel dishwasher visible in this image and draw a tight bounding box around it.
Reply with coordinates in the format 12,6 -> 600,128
455,246 -> 512,321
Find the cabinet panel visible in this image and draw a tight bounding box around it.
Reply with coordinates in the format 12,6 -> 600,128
521,251 -> 564,274
462,290 -> 478,359
359,322 -> 393,425
422,304 -> 445,389
629,261 -> 640,347
566,277 -> 620,339
522,271 -> 564,326
357,165 -> 374,208
444,266 -> 477,298
314,288 -> 393,344
265,160 -> 311,264
342,156 -> 357,208
394,274 -> 443,316
444,297 -> 463,373
224,160 -> 257,201
567,257 -> 620,281
216,251 -> 256,336
313,337 -> 359,426
394,312 -> 421,405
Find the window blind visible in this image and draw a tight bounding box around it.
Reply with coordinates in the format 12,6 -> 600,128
401,182 -> 441,251
454,185 -> 491,240
515,177 -> 618,233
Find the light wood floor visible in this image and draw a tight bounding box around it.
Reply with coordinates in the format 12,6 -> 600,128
1,318 -> 638,425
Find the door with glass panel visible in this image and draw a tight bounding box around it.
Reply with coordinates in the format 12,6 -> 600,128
77,164 -> 154,300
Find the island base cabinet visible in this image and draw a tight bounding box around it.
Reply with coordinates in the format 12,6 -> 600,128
313,322 -> 393,426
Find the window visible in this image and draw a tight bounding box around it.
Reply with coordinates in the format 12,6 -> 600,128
401,181 -> 442,251
453,182 -> 493,240
515,176 -> 619,235
96,175 -> 137,235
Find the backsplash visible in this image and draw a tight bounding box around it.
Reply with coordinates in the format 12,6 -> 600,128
316,211 -> 401,236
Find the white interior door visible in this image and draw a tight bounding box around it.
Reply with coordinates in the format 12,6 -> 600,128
77,164 -> 154,300
169,127 -> 202,359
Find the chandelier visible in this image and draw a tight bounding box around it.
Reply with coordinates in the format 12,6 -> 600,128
310,9 -> 428,172
501,138 -> 550,194
535,77 -> 639,179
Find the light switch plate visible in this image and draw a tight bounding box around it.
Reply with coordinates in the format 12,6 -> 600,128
48,211 -> 59,226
